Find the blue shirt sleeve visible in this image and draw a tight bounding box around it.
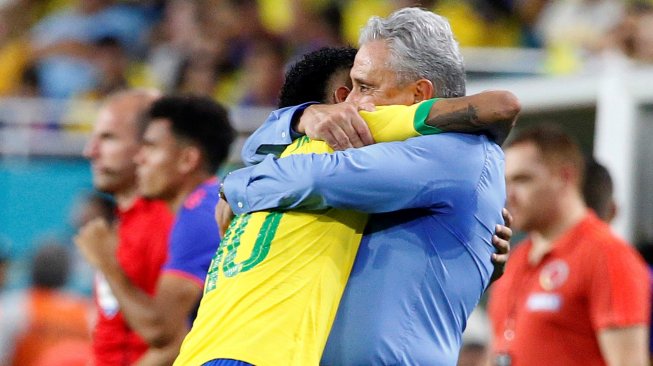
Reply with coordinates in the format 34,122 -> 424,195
225,133 -> 502,215
241,102 -> 316,166
163,186 -> 221,286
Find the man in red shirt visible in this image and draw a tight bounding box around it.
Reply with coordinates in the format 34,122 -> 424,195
488,124 -> 650,366
75,89 -> 174,365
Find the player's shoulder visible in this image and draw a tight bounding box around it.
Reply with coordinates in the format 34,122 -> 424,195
579,214 -> 626,249
182,179 -> 220,211
579,215 -> 645,265
130,197 -> 173,222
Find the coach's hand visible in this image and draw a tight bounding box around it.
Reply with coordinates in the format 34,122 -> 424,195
490,208 -> 513,284
74,217 -> 119,271
215,198 -> 235,238
296,102 -> 374,150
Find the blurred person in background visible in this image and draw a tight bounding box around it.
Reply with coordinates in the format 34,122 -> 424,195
0,1 -> 30,96
147,0 -> 207,93
236,38 -> 286,107
583,156 -> 617,224
11,63 -> 42,97
581,155 -> 653,366
199,0 -> 287,105
0,235 -> 11,291
28,0 -> 152,98
83,36 -> 130,100
282,1 -> 345,58
0,253 -> 8,291
636,240 -> 653,364
0,243 -> 93,366
610,1 -> 653,64
74,89 -> 175,365
534,0 -> 625,73
78,94 -> 235,364
173,50 -> 221,99
488,124 -> 650,366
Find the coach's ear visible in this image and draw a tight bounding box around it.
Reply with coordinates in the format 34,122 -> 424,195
334,86 -> 350,103
414,79 -> 434,103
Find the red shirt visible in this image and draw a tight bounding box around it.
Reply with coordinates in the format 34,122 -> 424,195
488,212 -> 650,366
92,198 -> 173,365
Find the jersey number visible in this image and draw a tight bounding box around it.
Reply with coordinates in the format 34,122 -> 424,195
205,212 -> 282,293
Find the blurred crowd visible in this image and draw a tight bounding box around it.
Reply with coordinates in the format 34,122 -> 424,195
1,0 -> 653,105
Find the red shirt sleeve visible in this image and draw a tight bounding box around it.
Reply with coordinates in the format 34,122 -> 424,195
589,239 -> 651,330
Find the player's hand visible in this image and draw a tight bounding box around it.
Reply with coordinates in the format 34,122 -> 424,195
490,208 -> 513,284
215,198 -> 235,238
74,217 -> 118,271
297,102 -> 375,150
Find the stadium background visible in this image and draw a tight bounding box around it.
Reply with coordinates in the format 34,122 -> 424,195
0,0 -> 652,296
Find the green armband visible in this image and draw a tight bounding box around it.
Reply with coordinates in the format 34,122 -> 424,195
414,98 -> 442,135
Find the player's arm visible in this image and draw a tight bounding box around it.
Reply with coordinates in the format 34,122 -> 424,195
244,90 -> 519,160
590,246 -> 651,366
129,274 -> 201,366
597,326 -> 649,366
134,330 -> 188,366
224,133 -> 497,215
74,218 -> 202,358
294,90 -> 520,147
241,103 -> 316,165
222,135 -> 511,275
425,90 -> 520,145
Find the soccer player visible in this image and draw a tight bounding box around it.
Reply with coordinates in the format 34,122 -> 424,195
75,89 -> 174,365
488,125 -> 650,365
176,10 -> 519,365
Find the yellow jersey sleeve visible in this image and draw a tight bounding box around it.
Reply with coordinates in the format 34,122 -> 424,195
359,98 -> 441,142
280,99 -> 442,158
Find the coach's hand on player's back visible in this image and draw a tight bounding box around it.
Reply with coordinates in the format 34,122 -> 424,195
295,102 -> 375,150
490,208 -> 513,284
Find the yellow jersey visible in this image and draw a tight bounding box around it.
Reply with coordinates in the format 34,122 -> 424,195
175,99 -> 440,366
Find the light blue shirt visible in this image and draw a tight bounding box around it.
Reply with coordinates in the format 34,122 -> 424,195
228,107 -> 506,365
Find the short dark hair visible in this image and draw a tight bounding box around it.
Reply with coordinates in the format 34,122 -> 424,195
505,124 -> 585,188
278,46 -> 357,108
31,243 -> 70,289
146,95 -> 235,173
583,156 -> 614,221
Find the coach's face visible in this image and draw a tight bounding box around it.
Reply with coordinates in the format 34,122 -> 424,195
346,40 -> 432,107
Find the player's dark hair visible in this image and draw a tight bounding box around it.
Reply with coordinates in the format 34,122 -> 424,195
278,46 -> 357,108
145,95 -> 235,173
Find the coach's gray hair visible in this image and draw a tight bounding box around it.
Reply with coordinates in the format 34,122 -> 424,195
359,7 -> 465,97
